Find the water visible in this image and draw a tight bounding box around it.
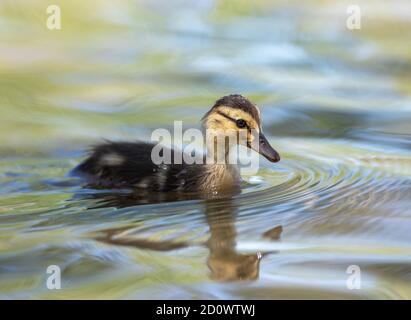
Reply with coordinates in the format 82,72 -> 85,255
1,0 -> 411,299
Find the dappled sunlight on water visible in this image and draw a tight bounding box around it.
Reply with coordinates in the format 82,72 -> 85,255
1,0 -> 411,299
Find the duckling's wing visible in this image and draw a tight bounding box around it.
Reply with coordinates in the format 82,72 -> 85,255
71,141 -> 186,190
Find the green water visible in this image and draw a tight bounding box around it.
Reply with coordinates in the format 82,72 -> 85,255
1,0 -> 411,299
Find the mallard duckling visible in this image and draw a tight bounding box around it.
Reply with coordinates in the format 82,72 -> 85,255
72,94 -> 280,194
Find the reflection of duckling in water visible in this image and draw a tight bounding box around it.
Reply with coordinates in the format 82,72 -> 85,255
72,94 -> 280,194
205,200 -> 263,281
92,196 -> 282,282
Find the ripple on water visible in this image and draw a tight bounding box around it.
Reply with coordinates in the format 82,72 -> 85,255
237,139 -> 411,244
1,138 -> 411,298
241,139 -> 411,207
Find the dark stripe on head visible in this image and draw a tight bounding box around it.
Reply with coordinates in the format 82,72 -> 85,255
216,110 -> 236,123
216,111 -> 251,130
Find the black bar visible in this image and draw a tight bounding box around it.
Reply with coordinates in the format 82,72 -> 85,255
0,300 -> 407,318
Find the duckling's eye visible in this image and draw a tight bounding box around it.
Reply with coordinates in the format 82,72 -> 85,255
236,119 -> 247,128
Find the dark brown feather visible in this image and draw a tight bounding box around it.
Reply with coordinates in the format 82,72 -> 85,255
72,141 -> 202,191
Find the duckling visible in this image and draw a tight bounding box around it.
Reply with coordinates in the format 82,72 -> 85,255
72,94 -> 280,194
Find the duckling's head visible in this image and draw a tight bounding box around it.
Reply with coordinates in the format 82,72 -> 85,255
202,94 -> 280,162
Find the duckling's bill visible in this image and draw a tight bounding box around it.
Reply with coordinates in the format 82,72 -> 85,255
252,132 -> 280,163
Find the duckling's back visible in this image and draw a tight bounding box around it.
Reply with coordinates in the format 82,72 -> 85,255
72,141 -> 206,192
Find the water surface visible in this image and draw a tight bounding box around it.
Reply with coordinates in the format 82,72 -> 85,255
1,0 -> 411,299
